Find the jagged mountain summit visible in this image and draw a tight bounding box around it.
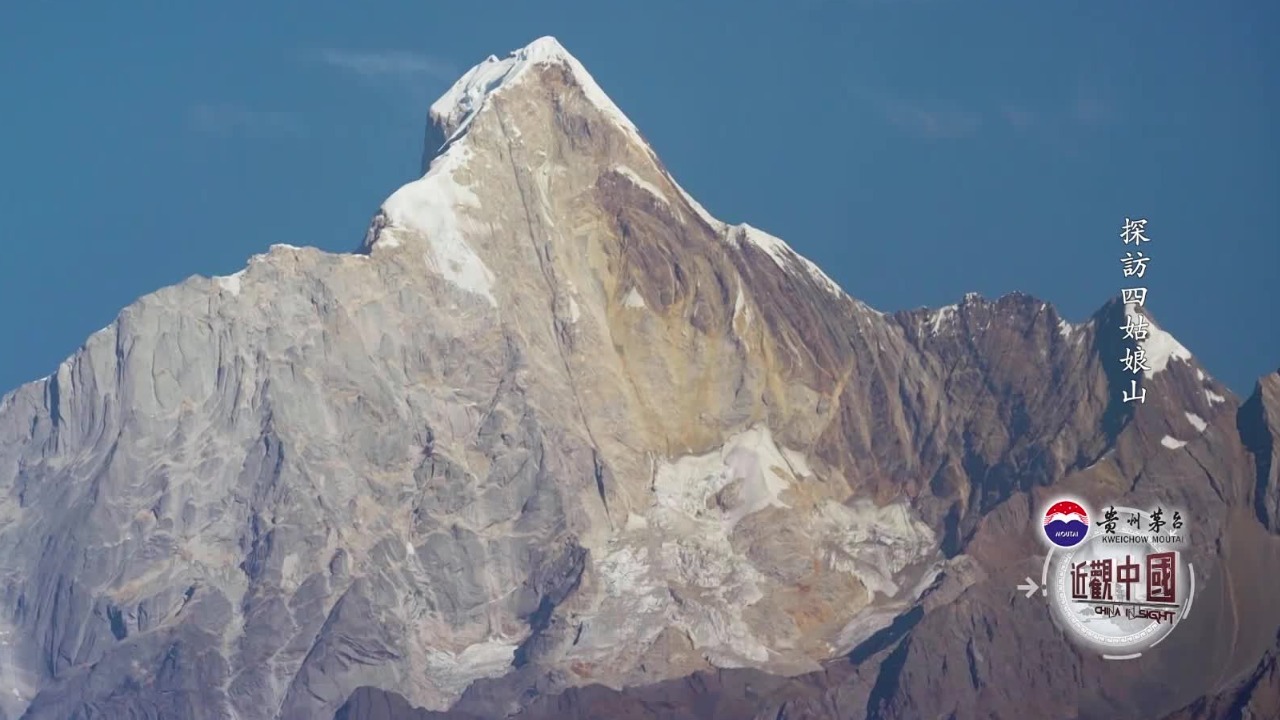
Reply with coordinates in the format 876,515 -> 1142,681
0,36 -> 1277,720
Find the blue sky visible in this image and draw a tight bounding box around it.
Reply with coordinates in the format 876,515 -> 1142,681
2,1 -> 1275,396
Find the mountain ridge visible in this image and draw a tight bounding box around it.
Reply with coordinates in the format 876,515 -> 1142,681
0,36 -> 1274,720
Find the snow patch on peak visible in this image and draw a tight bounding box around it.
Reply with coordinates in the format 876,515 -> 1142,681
562,280 -> 583,323
733,285 -> 750,329
929,305 -> 957,335
422,640 -> 519,698
662,173 -> 724,232
734,224 -> 843,297
378,144 -> 497,306
612,166 -> 669,203
1125,305 -> 1192,377
1205,389 -> 1226,405
522,35 -> 570,58
857,300 -> 886,318
1161,436 -> 1187,450
429,36 -> 642,151
623,287 -> 647,309
1185,412 -> 1207,433
215,270 -> 245,296
652,425 -> 796,532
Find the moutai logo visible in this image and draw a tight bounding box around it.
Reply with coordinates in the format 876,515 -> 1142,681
1029,498 -> 1196,660
1043,500 -> 1089,547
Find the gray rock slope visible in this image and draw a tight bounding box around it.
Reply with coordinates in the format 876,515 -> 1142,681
1,37 -> 1276,720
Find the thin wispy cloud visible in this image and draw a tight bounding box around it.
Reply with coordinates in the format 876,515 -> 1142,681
316,49 -> 457,83
187,103 -> 305,138
1000,104 -> 1036,132
1065,67 -> 1122,127
1071,89 -> 1116,127
853,73 -> 1121,142
872,95 -> 983,140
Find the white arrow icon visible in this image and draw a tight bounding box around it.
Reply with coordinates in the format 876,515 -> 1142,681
1016,577 -> 1040,598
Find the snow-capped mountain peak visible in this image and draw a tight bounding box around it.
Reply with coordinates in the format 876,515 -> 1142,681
427,35 -> 643,156
369,36 -> 853,305
2,33 -> 1275,720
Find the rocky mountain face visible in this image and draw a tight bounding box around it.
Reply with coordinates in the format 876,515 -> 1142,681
0,37 -> 1276,720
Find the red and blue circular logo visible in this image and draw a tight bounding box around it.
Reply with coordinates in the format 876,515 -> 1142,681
1043,500 -> 1089,547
